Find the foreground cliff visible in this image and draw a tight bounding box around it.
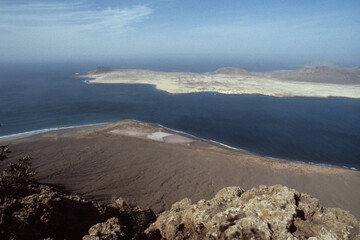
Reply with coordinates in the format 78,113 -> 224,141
1,183 -> 359,239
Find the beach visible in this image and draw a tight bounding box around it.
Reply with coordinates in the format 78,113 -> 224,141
1,120 -> 359,219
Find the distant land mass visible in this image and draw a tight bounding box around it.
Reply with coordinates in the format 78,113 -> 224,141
88,66 -> 114,74
212,67 -> 249,75
81,64 -> 360,98
255,65 -> 360,85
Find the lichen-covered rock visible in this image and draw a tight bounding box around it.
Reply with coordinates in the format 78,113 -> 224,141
83,217 -> 126,240
146,185 -> 360,240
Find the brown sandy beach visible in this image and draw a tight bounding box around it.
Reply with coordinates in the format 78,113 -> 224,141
1,120 -> 359,219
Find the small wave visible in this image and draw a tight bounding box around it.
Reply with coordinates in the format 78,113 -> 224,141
209,140 -> 249,152
155,123 -> 254,153
265,156 -> 358,171
0,122 -> 108,140
272,70 -> 292,72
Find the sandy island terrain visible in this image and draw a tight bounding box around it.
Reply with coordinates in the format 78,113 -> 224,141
1,120 -> 359,219
80,66 -> 360,98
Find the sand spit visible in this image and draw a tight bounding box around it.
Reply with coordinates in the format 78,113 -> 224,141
1,120 -> 359,219
81,67 -> 360,98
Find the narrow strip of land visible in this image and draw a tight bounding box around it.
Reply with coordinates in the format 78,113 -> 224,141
81,66 -> 360,98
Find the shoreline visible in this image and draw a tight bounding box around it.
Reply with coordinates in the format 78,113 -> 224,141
1,119 -> 359,218
153,123 -> 360,172
0,122 -> 109,141
1,120 -> 358,172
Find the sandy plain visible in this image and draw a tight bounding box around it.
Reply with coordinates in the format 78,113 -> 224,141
82,69 -> 360,98
1,120 -> 359,219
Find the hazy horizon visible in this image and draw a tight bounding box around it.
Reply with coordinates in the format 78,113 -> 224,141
0,0 -> 359,65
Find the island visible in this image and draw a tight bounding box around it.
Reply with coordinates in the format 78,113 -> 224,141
80,65 -> 360,98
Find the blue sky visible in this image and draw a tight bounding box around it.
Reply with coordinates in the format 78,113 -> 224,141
0,0 -> 359,64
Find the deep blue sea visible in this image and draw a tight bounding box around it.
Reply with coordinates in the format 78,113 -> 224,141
0,60 -> 359,170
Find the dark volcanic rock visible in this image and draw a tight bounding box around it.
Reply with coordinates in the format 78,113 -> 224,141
0,183 -> 157,240
89,67 -> 114,74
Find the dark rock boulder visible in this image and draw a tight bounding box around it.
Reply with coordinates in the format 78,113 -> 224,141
0,183 -> 157,240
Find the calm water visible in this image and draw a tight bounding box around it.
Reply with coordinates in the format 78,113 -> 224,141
0,60 -> 359,169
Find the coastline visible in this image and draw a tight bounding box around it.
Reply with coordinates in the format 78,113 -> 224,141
155,123 -> 360,172
0,122 -> 109,141
1,120 -> 358,171
1,119 -> 359,219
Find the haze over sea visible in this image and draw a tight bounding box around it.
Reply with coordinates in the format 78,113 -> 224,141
0,59 -> 359,170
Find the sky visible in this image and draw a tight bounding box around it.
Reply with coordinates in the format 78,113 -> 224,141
0,0 -> 359,64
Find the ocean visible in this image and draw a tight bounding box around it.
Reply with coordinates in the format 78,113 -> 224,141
0,60 -> 359,170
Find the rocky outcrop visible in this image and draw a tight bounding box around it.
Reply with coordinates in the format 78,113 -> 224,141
1,183 -> 359,239
146,185 -> 360,240
0,183 -> 157,240
83,217 -> 126,239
